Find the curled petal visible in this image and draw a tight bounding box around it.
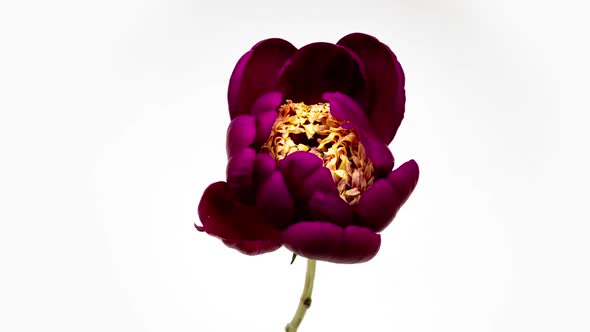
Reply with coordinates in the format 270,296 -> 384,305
282,222 -> 381,263
338,33 -> 406,144
226,148 -> 256,202
226,115 -> 256,158
307,191 -> 353,227
256,171 -> 295,229
228,39 -> 296,119
324,92 -> 394,177
197,182 -> 281,243
277,43 -> 368,106
356,160 -> 419,232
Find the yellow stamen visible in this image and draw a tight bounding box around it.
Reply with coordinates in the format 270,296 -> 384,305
262,101 -> 374,205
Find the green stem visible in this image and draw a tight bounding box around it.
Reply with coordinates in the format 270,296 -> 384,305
285,259 -> 317,332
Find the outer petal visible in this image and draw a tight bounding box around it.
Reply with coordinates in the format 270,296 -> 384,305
282,222 -> 381,264
277,43 -> 368,107
355,160 -> 419,232
256,171 -> 295,229
250,92 -> 282,147
324,92 -> 394,177
338,33 -> 406,144
226,148 -> 256,202
197,182 -> 281,243
228,39 -> 296,119
222,239 -> 282,255
226,115 -> 256,158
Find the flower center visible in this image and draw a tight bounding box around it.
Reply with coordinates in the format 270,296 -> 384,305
262,101 -> 374,205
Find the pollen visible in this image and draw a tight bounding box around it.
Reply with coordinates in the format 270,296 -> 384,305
262,101 -> 374,205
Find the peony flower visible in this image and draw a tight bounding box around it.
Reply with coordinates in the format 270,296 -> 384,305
196,33 -> 419,264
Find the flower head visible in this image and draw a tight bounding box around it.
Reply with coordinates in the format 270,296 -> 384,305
197,33 -> 419,263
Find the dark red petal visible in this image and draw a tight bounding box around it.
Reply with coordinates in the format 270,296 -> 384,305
228,39 -> 296,119
226,148 -> 256,202
323,92 -> 394,177
277,42 -> 368,106
338,33 -> 406,144
226,115 -> 256,158
307,191 -> 353,227
256,171 -> 295,229
355,160 -> 419,232
197,182 -> 280,242
282,222 -> 381,264
222,239 -> 281,255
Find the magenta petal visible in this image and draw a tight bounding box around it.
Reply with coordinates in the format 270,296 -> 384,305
338,33 -> 406,144
226,115 -> 256,158
277,151 -> 337,202
355,178 -> 396,232
253,153 -> 276,186
277,151 -> 323,188
324,92 -> 394,177
254,110 -> 278,147
222,239 -> 281,255
277,43 -> 368,106
226,148 -> 256,202
307,191 -> 353,227
282,222 -> 380,264
300,166 -> 338,199
356,160 -> 419,232
250,91 -> 283,116
197,182 -> 280,242
386,159 -> 420,206
256,171 -> 295,229
228,39 -> 296,119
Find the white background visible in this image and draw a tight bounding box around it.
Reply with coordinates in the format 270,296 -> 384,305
1,1 -> 588,331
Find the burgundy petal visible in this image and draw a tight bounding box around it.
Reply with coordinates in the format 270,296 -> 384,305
355,160 -> 419,232
226,147 -> 256,202
226,115 -> 256,158
256,171 -> 295,229
277,42 -> 368,107
338,33 -> 406,144
197,182 -> 281,243
282,222 -> 381,263
307,191 -> 353,227
222,239 -> 282,255
323,92 -> 394,177
228,39 -> 296,119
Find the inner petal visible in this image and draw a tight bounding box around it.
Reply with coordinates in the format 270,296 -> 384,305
262,101 -> 374,205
